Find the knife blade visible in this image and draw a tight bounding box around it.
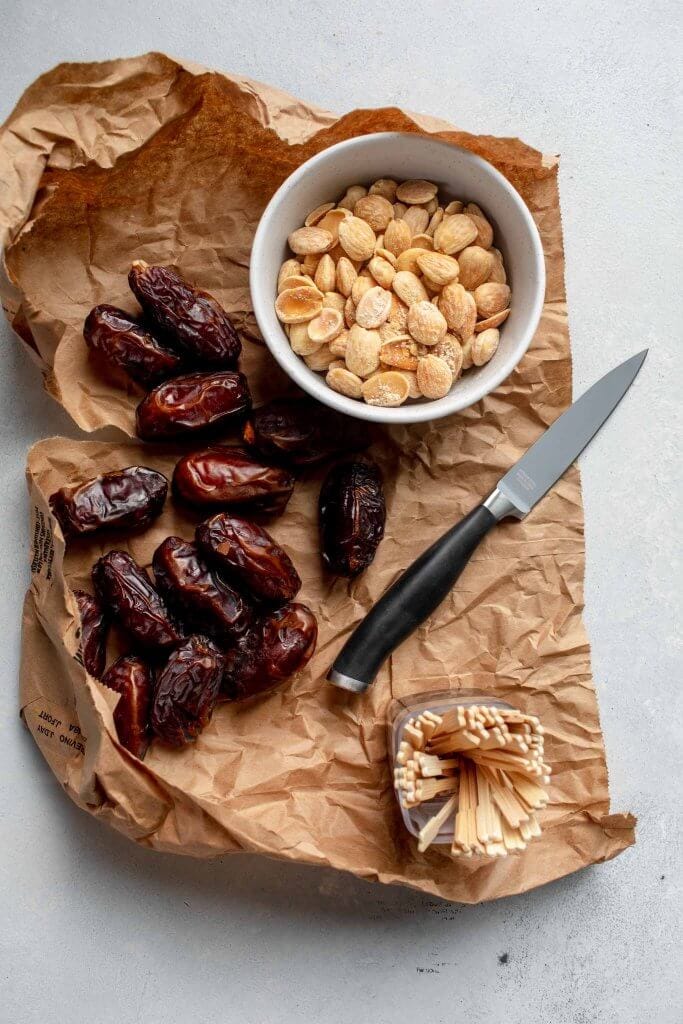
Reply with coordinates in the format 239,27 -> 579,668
328,350 -> 647,694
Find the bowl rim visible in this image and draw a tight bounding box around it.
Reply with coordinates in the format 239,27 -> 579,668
249,131 -> 545,424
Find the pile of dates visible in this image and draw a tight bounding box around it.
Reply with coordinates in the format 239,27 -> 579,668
67,268 -> 389,757
49,400 -> 388,758
52,462 -> 317,758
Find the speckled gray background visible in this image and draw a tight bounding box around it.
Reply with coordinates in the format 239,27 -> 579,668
1,2 -> 680,1022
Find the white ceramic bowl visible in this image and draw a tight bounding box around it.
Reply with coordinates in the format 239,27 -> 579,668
250,132 -> 545,424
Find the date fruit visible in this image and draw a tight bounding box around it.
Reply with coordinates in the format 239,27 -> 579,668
50,466 -> 168,539
173,446 -> 294,515
151,635 -> 224,747
128,262 -> 241,367
196,514 -> 301,605
222,603 -> 318,701
102,654 -> 153,760
153,536 -> 251,641
74,589 -> 108,679
83,304 -> 183,387
92,550 -> 183,654
136,371 -> 251,441
319,458 -> 386,576
242,399 -> 369,466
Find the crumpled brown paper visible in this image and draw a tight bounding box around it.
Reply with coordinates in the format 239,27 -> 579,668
1,53 -> 635,901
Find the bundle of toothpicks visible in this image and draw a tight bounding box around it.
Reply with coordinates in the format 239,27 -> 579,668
394,704 -> 551,857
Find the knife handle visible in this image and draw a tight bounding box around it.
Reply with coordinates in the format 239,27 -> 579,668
327,502 -> 498,694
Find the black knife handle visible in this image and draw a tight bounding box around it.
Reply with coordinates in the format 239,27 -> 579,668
327,503 -> 497,693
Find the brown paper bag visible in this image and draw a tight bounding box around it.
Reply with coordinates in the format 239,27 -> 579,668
1,54 -> 635,901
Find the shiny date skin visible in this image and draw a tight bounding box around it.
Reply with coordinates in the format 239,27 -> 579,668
196,513 -> 301,605
151,635 -> 224,747
136,371 -> 251,441
92,550 -> 183,654
102,654 -> 153,760
83,304 -> 184,387
50,466 -> 168,539
128,262 -> 241,368
74,590 -> 108,679
172,446 -> 295,515
153,536 -> 251,641
242,399 -> 369,466
319,458 -> 386,577
221,602 -> 317,701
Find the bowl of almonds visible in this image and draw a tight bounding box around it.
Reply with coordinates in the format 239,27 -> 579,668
250,132 -> 545,423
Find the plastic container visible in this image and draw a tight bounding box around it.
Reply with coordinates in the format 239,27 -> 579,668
388,689 -> 514,845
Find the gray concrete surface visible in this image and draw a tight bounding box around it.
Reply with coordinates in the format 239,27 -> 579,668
1,2 -> 680,1022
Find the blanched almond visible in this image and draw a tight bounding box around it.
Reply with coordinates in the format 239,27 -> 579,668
355,286 -> 392,329
322,291 -> 346,313
354,194 -> 395,232
288,226 -> 335,255
329,330 -> 349,357
474,283 -> 511,318
351,275 -> 374,304
411,233 -> 434,251
474,308 -> 510,332
421,275 -> 442,296
426,207 -> 444,236
368,256 -> 396,289
416,355 -> 453,399
388,293 -> 409,330
369,178 -> 398,201
304,344 -> 337,371
317,208 -> 351,242
383,218 -> 412,257
444,200 -> 464,214
432,334 -> 463,377
302,253 -> 322,274
338,185 -> 367,211
344,296 -> 356,328
338,216 -> 377,261
460,291 -> 477,340
314,254 -> 336,293
457,246 -> 494,290
416,251 -> 460,287
380,337 -> 419,371
396,247 -> 428,274
468,213 -> 494,250
461,338 -> 474,369
278,259 -> 302,289
361,371 -> 410,406
465,203 -> 494,248
275,286 -> 324,323
402,206 -> 429,236
397,370 -> 422,399
393,201 -> 408,218
308,308 -> 344,344
393,270 -> 428,307
289,323 -> 323,356
336,257 -> 357,297
277,273 -> 317,293
438,282 -> 472,332
434,214 -> 478,254
327,365 -> 363,399
487,248 -> 507,284
305,202 -> 335,226
471,328 -> 500,366
396,179 -> 438,205
407,300 -> 447,347
375,246 -> 398,267
345,325 -> 382,378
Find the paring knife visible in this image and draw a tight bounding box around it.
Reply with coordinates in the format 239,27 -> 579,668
327,350 -> 647,694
